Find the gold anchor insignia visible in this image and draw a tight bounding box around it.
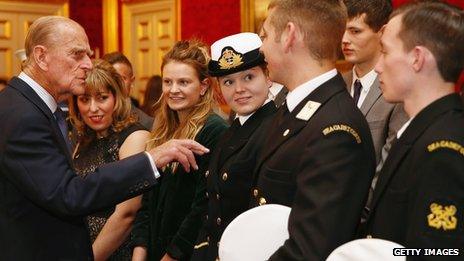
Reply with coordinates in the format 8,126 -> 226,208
427,203 -> 457,231
218,48 -> 243,69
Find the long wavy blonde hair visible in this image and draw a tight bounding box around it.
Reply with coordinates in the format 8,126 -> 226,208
69,59 -> 136,146
147,40 -> 214,168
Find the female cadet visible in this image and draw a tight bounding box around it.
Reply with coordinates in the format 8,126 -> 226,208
191,32 -> 278,261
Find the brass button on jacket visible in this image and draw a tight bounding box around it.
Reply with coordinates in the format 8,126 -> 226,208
253,189 -> 258,197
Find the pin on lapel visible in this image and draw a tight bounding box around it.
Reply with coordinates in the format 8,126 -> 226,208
296,101 -> 321,121
283,129 -> 290,136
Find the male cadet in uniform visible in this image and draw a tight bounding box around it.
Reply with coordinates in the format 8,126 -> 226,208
362,1 -> 464,252
341,0 -> 408,214
253,0 -> 376,260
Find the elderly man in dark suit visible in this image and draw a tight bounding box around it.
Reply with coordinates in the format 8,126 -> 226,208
0,16 -> 207,260
361,1 -> 464,251
252,0 -> 376,260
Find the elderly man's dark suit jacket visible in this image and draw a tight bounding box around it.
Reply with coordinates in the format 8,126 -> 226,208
191,101 -> 277,261
0,77 -> 157,260
251,74 -> 376,260
342,72 -> 408,168
362,94 -> 464,256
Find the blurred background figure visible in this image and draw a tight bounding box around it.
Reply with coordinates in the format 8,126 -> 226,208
69,59 -> 150,260
141,75 -> 163,117
0,78 -> 7,92
131,40 -> 227,261
102,52 -> 154,130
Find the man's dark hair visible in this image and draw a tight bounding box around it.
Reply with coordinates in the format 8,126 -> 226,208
344,0 -> 393,32
102,52 -> 133,75
392,1 -> 463,83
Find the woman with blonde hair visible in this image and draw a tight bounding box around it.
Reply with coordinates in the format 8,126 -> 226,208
69,58 -> 150,260
131,40 -> 228,261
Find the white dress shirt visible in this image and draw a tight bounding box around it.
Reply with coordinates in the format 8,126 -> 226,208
396,118 -> 413,139
286,69 -> 337,112
237,99 -> 272,125
268,82 -> 284,101
350,68 -> 377,108
18,72 -> 160,178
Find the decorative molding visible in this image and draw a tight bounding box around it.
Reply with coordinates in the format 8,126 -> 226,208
240,0 -> 270,33
240,0 -> 254,32
103,0 -> 118,53
0,1 -> 68,16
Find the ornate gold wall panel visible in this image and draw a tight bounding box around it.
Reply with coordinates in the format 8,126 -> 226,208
122,0 -> 177,101
0,1 -> 68,79
241,0 -> 270,33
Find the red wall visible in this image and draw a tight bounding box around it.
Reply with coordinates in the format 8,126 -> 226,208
69,0 -> 103,57
180,0 -> 241,45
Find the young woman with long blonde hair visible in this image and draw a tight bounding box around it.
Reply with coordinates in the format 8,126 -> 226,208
131,40 -> 228,261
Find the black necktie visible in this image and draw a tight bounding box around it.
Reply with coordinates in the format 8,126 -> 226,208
353,80 -> 363,106
54,107 -> 72,152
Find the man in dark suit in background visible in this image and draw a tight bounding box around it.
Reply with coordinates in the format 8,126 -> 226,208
102,52 -> 154,130
0,16 -> 208,260
341,0 -> 408,217
252,0 -> 376,260
362,2 -> 464,251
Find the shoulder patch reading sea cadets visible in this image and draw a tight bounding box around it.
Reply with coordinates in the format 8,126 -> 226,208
427,140 -> 464,156
427,203 -> 457,231
323,124 -> 361,144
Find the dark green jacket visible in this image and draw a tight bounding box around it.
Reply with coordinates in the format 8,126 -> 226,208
132,113 -> 228,260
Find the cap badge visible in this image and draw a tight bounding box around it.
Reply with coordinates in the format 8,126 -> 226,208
218,47 -> 244,70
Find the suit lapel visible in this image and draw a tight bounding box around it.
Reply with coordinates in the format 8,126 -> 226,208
274,87 -> 288,108
259,74 -> 347,165
368,94 -> 463,216
9,77 -> 73,162
360,77 -> 382,115
368,140 -> 411,212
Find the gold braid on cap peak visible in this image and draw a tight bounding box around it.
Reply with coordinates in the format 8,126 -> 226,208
218,48 -> 243,70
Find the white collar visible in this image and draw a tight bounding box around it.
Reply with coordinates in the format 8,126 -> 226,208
269,82 -> 284,99
18,72 -> 57,113
351,68 -> 377,92
286,69 -> 337,112
397,118 -> 413,139
236,99 -> 272,125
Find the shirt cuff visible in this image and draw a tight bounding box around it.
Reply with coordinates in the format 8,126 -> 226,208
144,151 -> 160,179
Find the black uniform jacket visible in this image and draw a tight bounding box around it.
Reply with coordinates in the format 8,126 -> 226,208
252,73 -> 376,260
131,114 -> 228,261
362,94 -> 464,259
191,101 -> 277,261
